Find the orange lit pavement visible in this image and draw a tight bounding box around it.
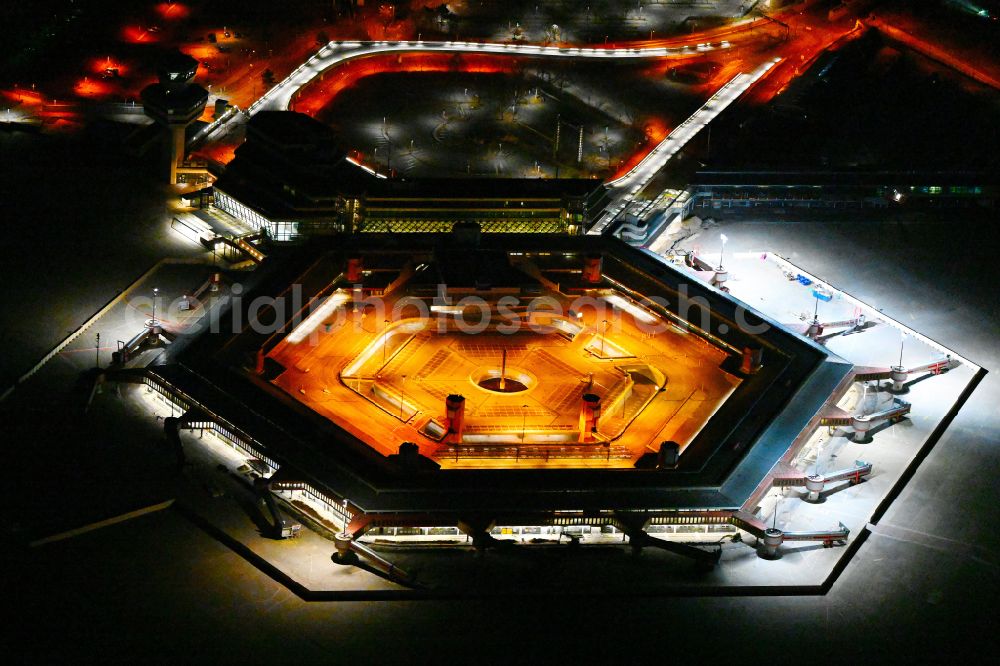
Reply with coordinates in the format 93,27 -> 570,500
268,292 -> 738,470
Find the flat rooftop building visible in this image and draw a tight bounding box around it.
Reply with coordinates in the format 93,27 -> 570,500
137,229 -> 867,555
212,111 -> 599,241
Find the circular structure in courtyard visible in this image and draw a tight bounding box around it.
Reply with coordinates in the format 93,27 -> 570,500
477,376 -> 528,393
472,366 -> 534,394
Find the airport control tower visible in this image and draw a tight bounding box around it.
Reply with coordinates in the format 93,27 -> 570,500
141,50 -> 208,184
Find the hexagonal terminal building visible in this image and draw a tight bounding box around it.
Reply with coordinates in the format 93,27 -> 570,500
144,227 -> 860,557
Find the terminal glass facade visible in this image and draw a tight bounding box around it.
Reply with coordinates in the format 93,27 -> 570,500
214,189 -> 299,241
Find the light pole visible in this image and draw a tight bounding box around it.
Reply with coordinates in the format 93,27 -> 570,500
601,319 -> 609,358
152,287 -> 159,326
95,332 -> 100,369
382,318 -> 389,366
521,404 -> 528,442
400,375 -> 407,421
772,490 -> 781,530
718,233 -> 728,270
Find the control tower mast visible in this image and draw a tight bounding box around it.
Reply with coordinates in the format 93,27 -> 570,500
141,51 -> 208,184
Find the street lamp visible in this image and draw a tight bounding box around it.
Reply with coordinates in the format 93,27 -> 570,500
382,318 -> 389,366
152,287 -> 159,326
718,233 -> 728,270
772,490 -> 781,530
521,404 -> 528,442
601,318 -> 609,358
400,375 -> 407,421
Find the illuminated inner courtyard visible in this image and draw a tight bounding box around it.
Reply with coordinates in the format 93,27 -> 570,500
266,267 -> 740,470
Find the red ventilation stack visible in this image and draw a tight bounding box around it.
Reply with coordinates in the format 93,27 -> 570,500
579,393 -> 601,442
445,394 -> 466,444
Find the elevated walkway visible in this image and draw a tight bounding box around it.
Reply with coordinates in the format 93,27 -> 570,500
589,58 -> 780,235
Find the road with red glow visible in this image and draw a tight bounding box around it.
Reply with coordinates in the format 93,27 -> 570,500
9,0 -> 980,220
188,5 -> 869,182
250,39 -> 733,114
175,4 -> 866,234
192,37 -> 750,179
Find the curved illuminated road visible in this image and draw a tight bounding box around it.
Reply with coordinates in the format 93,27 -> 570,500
260,39 -> 731,112
199,38 -> 732,143
197,38 -> 777,236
